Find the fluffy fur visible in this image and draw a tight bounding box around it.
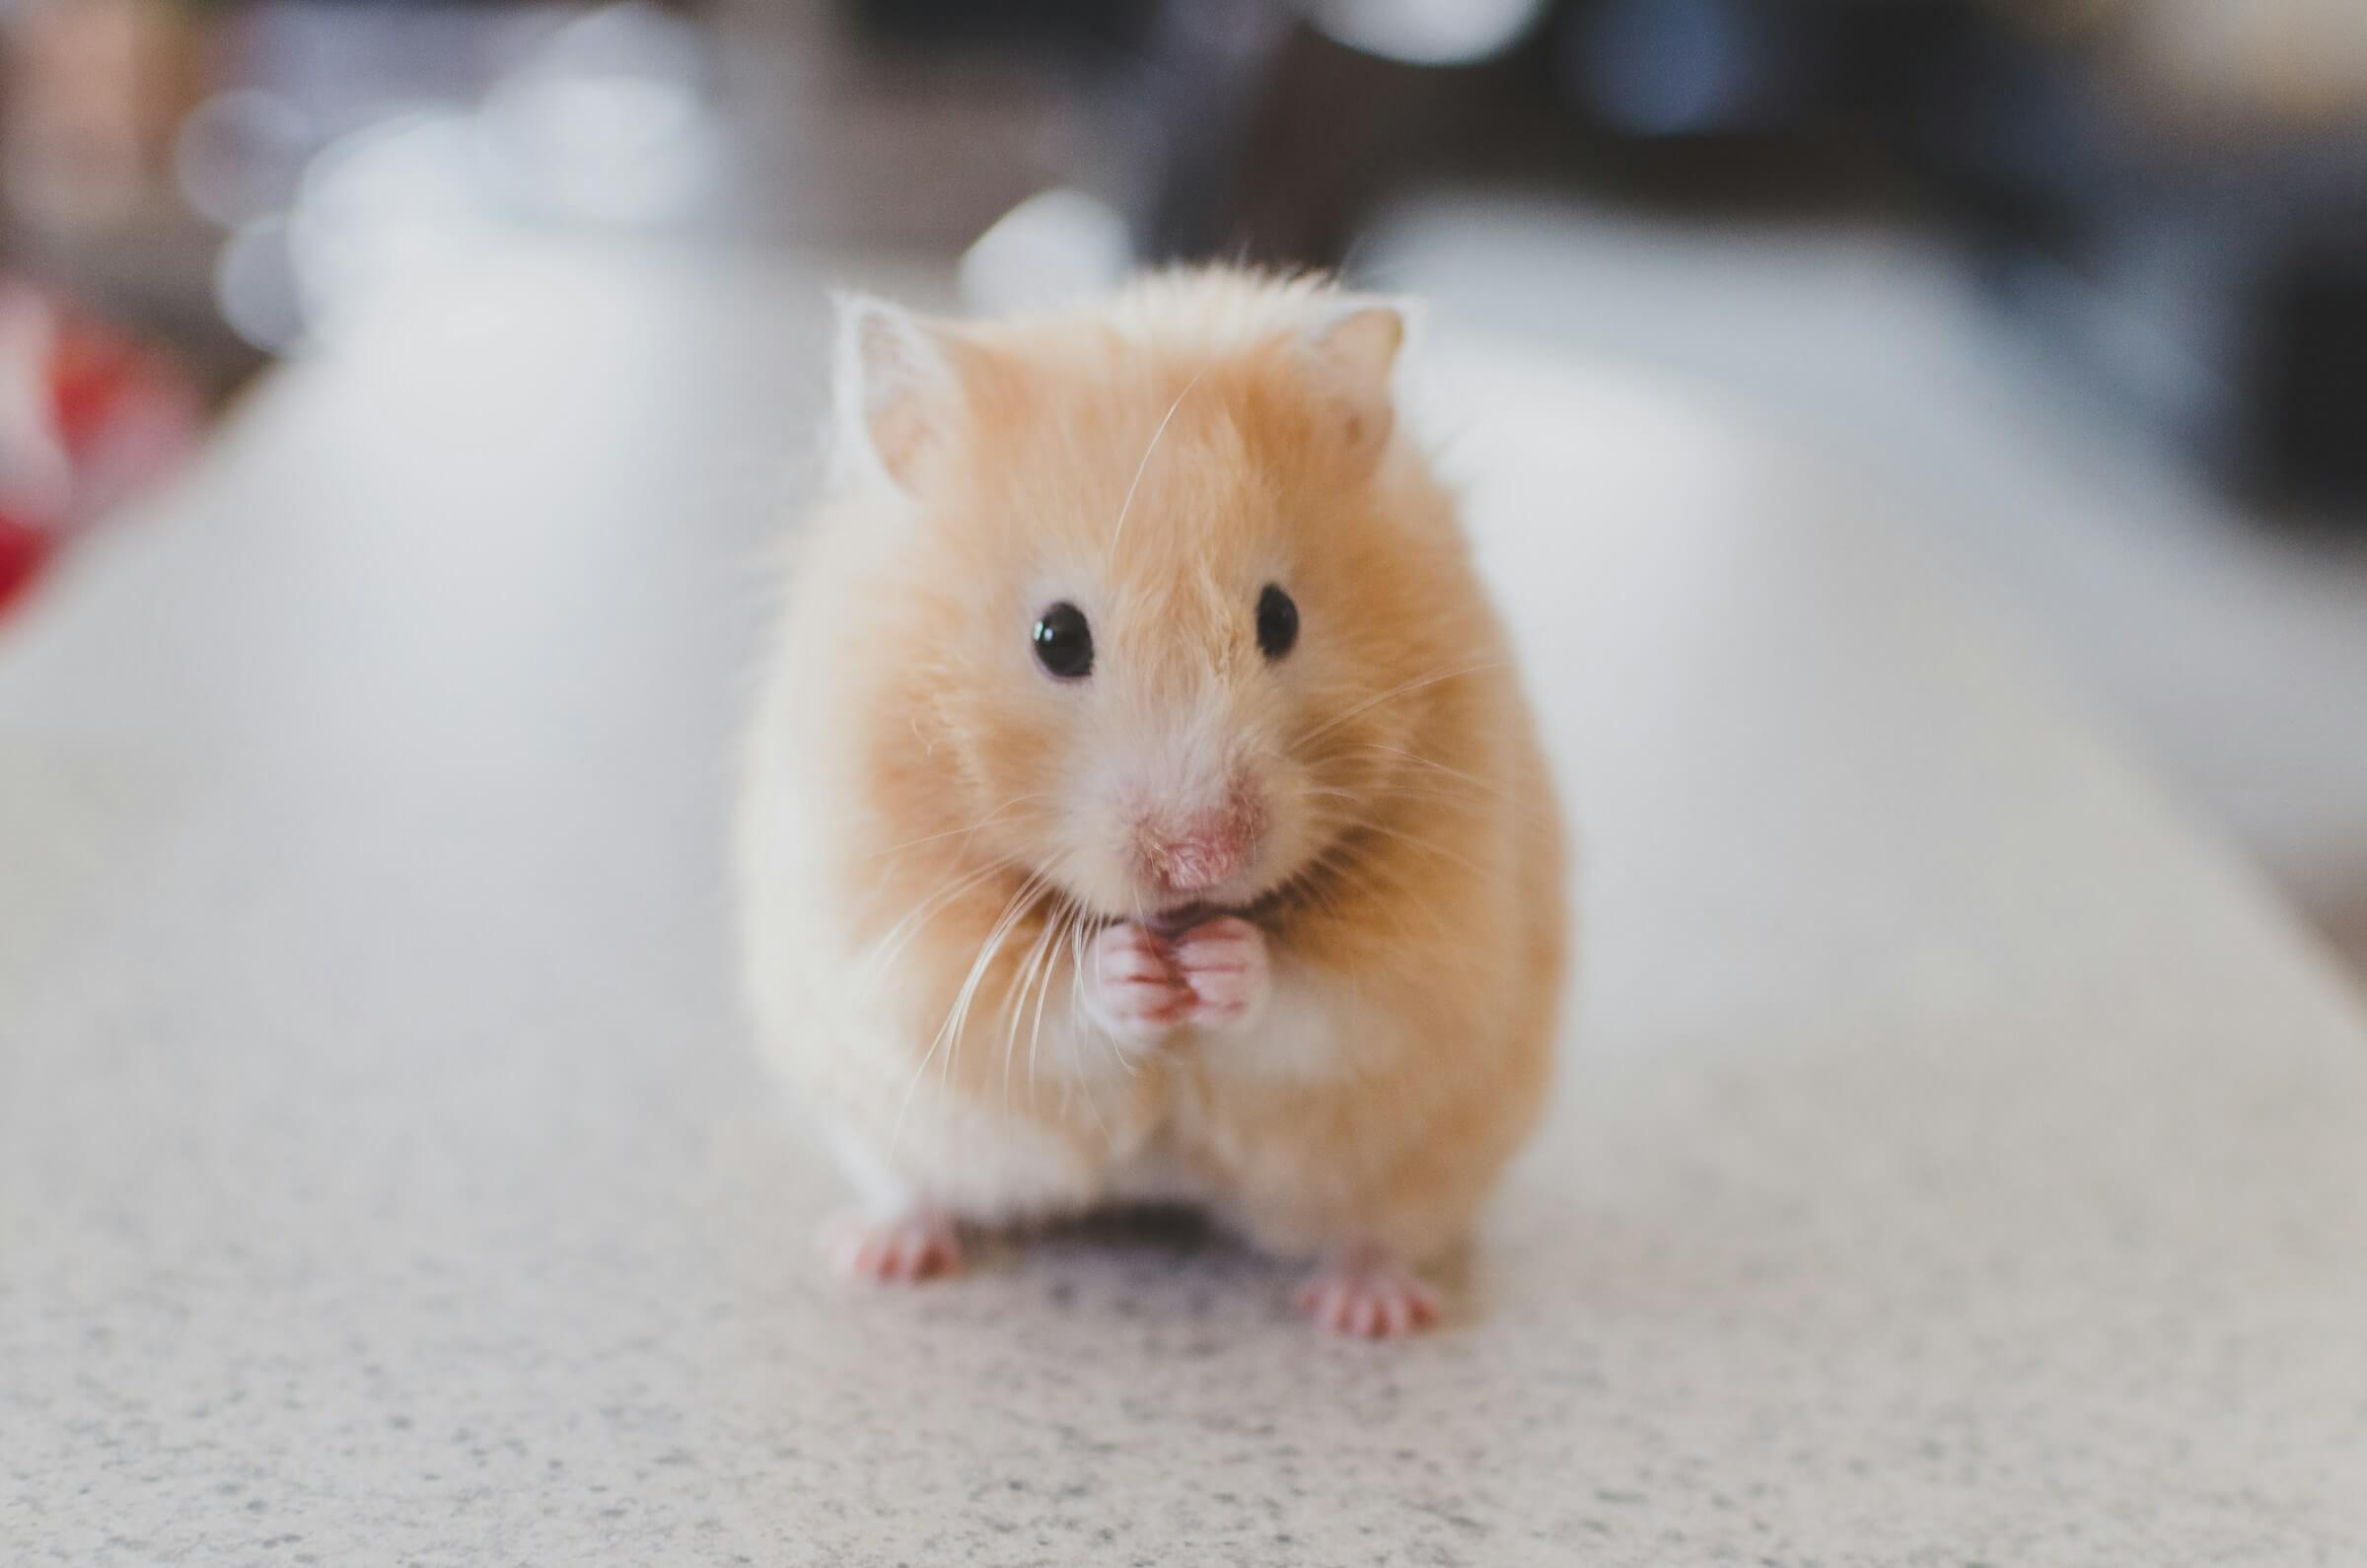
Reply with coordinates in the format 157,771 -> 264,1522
736,268 -> 1568,1331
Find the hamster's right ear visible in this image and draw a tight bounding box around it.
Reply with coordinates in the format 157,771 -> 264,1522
1300,295 -> 1416,482
830,293 -> 968,492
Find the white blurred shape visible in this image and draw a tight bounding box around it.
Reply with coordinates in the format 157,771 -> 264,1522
215,216 -> 306,353
476,4 -> 718,226
288,108 -> 498,347
960,188 -> 1134,316
1316,0 -> 1545,65
177,91 -> 315,228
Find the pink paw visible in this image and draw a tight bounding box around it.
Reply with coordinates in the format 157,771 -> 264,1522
1083,922 -> 1191,1046
1170,915 -> 1269,1032
1293,1253 -> 1442,1337
822,1211 -> 963,1283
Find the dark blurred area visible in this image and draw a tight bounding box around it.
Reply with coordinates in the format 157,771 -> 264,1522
867,0 -> 2367,508
9,0 -> 2364,496
2,0 -> 2365,957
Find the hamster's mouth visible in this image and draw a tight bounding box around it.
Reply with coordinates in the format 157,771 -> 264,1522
1144,901 -> 1214,937
1075,897 -> 1255,938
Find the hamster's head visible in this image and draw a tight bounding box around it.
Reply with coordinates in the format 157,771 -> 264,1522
831,273 -> 1478,927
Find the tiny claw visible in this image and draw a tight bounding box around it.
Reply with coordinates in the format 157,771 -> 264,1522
1295,1251 -> 1441,1337
822,1211 -> 964,1283
1085,922 -> 1193,1046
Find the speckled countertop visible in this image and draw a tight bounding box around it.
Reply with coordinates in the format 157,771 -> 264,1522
5,247 -> 2365,1567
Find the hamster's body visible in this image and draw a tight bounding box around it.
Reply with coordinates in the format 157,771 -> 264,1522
737,269 -> 1566,1334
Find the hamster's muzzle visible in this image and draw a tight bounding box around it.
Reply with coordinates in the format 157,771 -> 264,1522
1130,782 -> 1267,900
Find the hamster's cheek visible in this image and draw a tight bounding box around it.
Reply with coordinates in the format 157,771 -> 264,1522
954,686 -> 1077,827
1049,831 -> 1141,918
1257,752 -> 1349,886
1019,763 -> 1140,916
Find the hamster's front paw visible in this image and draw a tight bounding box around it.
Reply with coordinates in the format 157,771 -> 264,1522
1083,922 -> 1191,1047
1170,915 -> 1269,1033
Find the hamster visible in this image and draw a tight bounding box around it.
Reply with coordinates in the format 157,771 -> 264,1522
736,267 -> 1568,1336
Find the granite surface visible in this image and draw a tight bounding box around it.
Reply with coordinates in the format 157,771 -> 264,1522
4,245 -> 2365,1566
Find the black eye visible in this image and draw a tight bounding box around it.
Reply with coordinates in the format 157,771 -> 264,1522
1032,601 -> 1094,679
1255,584 -> 1298,661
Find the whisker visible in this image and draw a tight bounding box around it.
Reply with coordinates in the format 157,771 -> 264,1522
1048,897 -> 1091,1101
892,872 -> 1044,1158
1000,898 -> 1062,1116
1342,744 -> 1505,798
1298,659 -> 1507,746
856,858 -> 1010,1002
1023,896 -> 1073,1106
1107,366 -> 1207,558
1330,745 -> 1563,824
944,874 -> 1046,1087
864,794 -> 1053,860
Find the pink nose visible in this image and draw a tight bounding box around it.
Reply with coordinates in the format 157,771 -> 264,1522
1138,791 -> 1263,894
1146,825 -> 1249,893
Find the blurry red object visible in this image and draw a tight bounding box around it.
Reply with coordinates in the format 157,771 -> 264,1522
0,281 -> 201,617
0,517 -> 45,613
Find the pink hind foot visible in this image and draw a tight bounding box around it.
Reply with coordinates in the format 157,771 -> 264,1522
1293,1249 -> 1442,1337
822,1211 -> 964,1283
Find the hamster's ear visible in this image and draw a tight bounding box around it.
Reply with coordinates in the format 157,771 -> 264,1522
1302,297 -> 1413,480
831,293 -> 967,492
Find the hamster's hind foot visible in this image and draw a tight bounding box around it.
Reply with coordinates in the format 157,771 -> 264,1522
821,1210 -> 964,1283
1292,1247 -> 1442,1337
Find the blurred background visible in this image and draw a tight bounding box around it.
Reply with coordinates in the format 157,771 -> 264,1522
1,0 -> 2363,967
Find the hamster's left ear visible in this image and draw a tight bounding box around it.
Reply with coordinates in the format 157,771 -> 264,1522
830,293 -> 970,493
1302,296 -> 1415,480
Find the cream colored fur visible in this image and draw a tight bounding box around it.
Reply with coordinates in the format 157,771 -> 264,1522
736,267 -> 1568,1273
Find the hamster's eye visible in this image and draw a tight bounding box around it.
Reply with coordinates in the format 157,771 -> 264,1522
1032,602 -> 1094,679
1255,584 -> 1299,661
